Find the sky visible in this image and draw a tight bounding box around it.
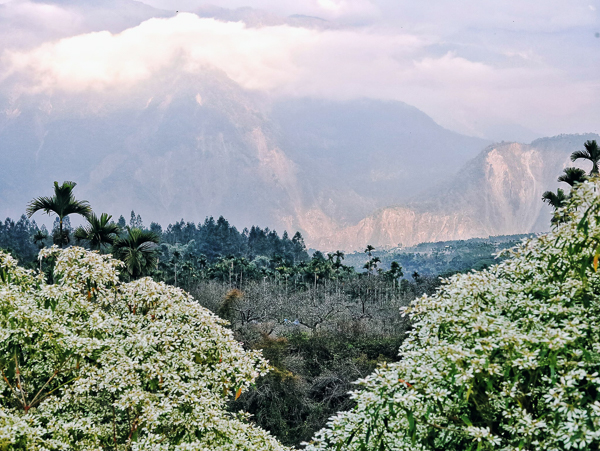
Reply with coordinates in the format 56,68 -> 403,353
0,0 -> 599,140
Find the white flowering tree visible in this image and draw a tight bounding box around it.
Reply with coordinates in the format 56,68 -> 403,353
0,246 -> 288,450
306,179 -> 600,451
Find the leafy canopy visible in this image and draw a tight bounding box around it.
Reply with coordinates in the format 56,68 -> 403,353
74,212 -> 120,251
0,246 -> 288,451
111,226 -> 161,279
306,178 -> 600,451
26,181 -> 91,222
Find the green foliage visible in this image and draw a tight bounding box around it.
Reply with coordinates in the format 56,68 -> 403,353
185,271 -> 415,448
111,227 -> 160,279
0,216 -> 41,265
306,178 -> 600,451
26,181 -> 92,248
344,235 -> 530,279
74,212 -> 120,251
570,139 -> 600,174
231,329 -> 406,448
160,217 -> 309,265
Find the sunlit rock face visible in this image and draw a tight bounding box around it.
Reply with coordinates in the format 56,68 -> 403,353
309,135 -> 598,251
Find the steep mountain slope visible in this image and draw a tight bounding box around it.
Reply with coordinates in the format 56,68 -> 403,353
0,69 -> 490,236
0,72 -> 301,229
312,134 -> 599,251
272,98 -> 489,224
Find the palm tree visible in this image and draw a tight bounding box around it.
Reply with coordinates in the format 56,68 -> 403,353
557,167 -> 587,187
26,181 -> 92,248
542,188 -> 568,224
32,228 -> 49,249
74,213 -> 120,252
387,261 -> 403,289
570,140 -> 600,175
333,250 -> 345,269
111,227 -> 160,279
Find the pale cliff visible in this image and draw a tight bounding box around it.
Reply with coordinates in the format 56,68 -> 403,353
306,135 -> 599,251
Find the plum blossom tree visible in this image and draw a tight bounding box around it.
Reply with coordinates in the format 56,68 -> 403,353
0,246 -> 288,451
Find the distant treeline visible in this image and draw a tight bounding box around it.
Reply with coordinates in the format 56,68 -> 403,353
155,216 -> 309,264
0,211 -> 309,267
1,210 -> 532,289
343,234 -> 536,278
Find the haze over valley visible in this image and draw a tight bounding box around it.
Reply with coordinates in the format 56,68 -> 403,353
1,0 -> 598,251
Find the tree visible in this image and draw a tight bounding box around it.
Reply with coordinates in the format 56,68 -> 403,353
73,212 -> 120,252
306,179 -> 600,451
333,250 -> 345,269
542,187 -> 568,223
26,181 -> 92,248
129,210 -> 144,229
32,227 -> 49,249
111,227 -> 160,279
557,167 -> 587,187
385,261 -> 403,289
570,139 -> 600,175
0,246 -> 287,450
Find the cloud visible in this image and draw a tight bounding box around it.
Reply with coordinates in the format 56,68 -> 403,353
2,14 -> 313,91
1,9 -> 598,138
1,13 -> 424,94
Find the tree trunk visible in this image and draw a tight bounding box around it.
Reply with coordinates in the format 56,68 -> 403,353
59,218 -> 64,248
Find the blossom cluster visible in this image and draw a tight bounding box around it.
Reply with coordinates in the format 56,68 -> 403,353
0,246 -> 288,450
305,179 -> 600,450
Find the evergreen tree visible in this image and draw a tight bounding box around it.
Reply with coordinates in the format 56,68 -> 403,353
26,181 -> 92,248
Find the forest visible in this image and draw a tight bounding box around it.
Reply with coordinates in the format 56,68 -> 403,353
2,140 -> 600,450
0,201 -> 444,447
1,184 -> 510,446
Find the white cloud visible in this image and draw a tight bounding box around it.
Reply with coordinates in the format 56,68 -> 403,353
1,9 -> 598,138
1,13 -> 425,94
2,14 -> 313,91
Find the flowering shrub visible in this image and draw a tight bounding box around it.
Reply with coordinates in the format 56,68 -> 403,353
306,179 -> 600,451
0,246 -> 288,450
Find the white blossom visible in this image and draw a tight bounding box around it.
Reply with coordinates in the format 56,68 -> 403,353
305,179 -> 600,451
0,247 -> 288,450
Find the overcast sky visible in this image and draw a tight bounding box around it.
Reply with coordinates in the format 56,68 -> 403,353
0,0 -> 598,140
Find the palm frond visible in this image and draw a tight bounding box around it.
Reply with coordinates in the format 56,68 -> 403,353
571,141 -> 600,175
584,140 -> 600,157
111,227 -> 160,278
74,226 -> 89,241
570,150 -> 590,162
26,196 -> 56,218
27,181 -> 92,221
557,167 -> 587,186
542,188 -> 567,209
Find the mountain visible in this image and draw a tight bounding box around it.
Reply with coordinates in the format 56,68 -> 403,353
271,98 -> 489,225
1,68 -> 595,251
0,68 -> 489,238
311,134 -> 599,251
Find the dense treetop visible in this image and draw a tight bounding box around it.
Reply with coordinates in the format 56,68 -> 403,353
0,246 -> 288,450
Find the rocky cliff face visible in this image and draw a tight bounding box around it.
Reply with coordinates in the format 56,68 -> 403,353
309,134 -> 599,251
